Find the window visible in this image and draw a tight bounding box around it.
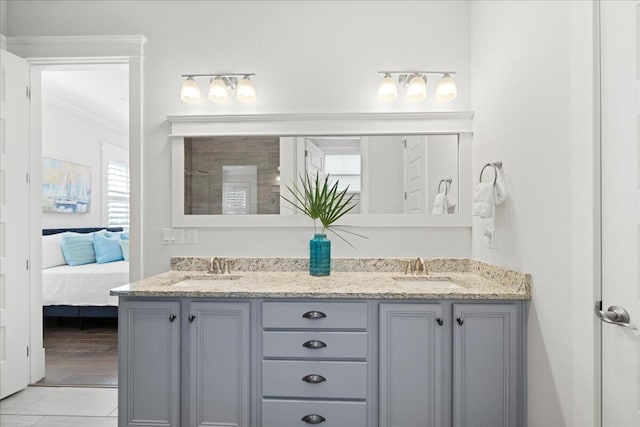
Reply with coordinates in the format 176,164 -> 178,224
107,160 -> 129,227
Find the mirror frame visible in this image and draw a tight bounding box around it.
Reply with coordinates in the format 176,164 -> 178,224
169,112 -> 473,228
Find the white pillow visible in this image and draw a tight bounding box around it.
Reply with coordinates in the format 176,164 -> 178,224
42,233 -> 68,269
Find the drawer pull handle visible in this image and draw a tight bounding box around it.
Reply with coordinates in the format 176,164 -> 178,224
169,314 -> 176,322
302,340 -> 327,349
302,310 -> 327,320
302,374 -> 327,384
436,317 -> 443,326
301,414 -> 326,424
456,316 -> 464,326
188,314 -> 196,323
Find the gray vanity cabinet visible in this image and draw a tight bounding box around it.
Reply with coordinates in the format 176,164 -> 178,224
118,300 -> 181,427
379,303 -> 444,427
453,303 -> 521,427
187,301 -> 250,427
118,299 -> 250,427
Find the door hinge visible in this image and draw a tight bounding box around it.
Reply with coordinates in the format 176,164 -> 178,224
402,139 -> 407,148
404,192 -> 407,200
304,149 -> 308,157
27,346 -> 30,357
26,86 -> 30,100
26,259 -> 29,270
26,172 -> 30,184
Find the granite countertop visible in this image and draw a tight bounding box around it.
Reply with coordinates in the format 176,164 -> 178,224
110,257 -> 531,300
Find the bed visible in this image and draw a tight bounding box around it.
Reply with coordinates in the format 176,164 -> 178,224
42,227 -> 127,320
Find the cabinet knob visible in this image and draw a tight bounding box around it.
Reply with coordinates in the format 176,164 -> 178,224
302,340 -> 327,349
188,314 -> 196,323
456,316 -> 464,326
301,414 -> 326,424
436,317 -> 444,326
302,310 -> 327,320
302,374 -> 327,384
169,314 -> 176,322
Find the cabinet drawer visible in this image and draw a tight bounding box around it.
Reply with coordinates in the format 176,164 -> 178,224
262,399 -> 367,427
263,302 -> 367,329
262,360 -> 367,399
263,331 -> 367,359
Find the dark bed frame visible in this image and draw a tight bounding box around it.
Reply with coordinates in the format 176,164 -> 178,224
42,227 -> 124,321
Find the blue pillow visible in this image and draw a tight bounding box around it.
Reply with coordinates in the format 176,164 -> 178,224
93,232 -> 124,264
61,233 -> 97,266
120,232 -> 129,241
120,239 -> 130,261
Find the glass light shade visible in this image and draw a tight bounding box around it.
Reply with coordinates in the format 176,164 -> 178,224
436,74 -> 457,102
237,77 -> 257,103
406,74 -> 427,101
208,77 -> 229,103
180,77 -> 201,104
378,74 -> 398,101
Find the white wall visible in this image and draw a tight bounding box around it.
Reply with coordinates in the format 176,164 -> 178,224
470,1 -> 596,426
41,96 -> 127,229
6,0 -> 472,275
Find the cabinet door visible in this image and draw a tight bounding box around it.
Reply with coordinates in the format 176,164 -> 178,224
188,302 -> 250,427
379,303 -> 444,427
119,299 -> 180,427
453,304 -> 519,427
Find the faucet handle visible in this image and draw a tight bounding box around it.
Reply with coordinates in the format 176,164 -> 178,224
404,260 -> 413,275
222,259 -> 231,274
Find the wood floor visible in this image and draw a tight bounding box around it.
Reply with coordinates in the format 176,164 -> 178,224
36,318 -> 118,387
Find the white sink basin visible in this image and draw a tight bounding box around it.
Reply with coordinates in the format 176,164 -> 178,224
392,276 -> 462,289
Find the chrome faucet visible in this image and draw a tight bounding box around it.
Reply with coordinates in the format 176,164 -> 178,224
209,257 -> 222,274
208,257 -> 231,274
407,257 -> 427,275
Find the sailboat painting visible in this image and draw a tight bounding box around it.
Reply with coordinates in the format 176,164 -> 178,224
42,157 -> 91,213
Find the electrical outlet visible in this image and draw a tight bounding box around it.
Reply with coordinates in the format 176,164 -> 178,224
187,229 -> 198,244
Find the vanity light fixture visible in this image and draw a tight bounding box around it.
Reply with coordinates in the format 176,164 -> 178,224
378,71 -> 457,102
180,73 -> 257,104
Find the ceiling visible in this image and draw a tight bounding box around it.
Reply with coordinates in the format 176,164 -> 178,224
41,64 -> 129,131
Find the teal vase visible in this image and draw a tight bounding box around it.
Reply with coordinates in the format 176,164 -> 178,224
309,233 -> 331,276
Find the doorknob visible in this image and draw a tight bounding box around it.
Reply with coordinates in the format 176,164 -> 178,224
596,303 -> 639,333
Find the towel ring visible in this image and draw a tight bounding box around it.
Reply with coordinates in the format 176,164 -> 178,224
479,163 -> 498,186
438,178 -> 452,194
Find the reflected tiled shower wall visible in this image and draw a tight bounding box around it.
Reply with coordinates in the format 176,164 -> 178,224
184,136 -> 280,215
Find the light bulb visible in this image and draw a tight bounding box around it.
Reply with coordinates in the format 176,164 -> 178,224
436,73 -> 457,102
406,74 -> 427,102
208,77 -> 229,103
180,77 -> 201,104
378,74 -> 398,101
237,76 -> 257,103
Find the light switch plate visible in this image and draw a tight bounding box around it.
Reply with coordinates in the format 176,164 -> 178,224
162,228 -> 185,245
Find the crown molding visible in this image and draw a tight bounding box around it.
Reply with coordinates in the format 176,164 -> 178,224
6,35 -> 146,60
167,111 -> 474,137
43,90 -> 128,134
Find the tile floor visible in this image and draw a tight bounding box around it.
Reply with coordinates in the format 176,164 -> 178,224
0,386 -> 117,426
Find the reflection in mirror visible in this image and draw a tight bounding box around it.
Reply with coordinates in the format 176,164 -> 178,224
184,137 -> 280,215
184,134 -> 458,216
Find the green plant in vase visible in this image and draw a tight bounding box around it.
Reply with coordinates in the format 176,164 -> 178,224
281,172 -> 364,276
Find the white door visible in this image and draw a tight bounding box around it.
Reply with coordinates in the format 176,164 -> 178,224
404,136 -> 427,214
600,2 -> 640,426
305,139 -> 324,180
0,49 -> 31,399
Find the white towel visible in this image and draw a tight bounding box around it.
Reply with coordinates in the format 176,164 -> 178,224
472,182 -> 494,218
432,192 -> 447,215
494,171 -> 507,205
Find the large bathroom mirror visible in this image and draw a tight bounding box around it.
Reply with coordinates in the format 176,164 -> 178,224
169,112 -> 472,227
183,134 -> 459,216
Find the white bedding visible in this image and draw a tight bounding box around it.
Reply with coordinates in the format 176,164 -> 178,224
42,261 -> 129,306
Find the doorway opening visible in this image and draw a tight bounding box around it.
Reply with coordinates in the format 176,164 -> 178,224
36,64 -> 129,387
